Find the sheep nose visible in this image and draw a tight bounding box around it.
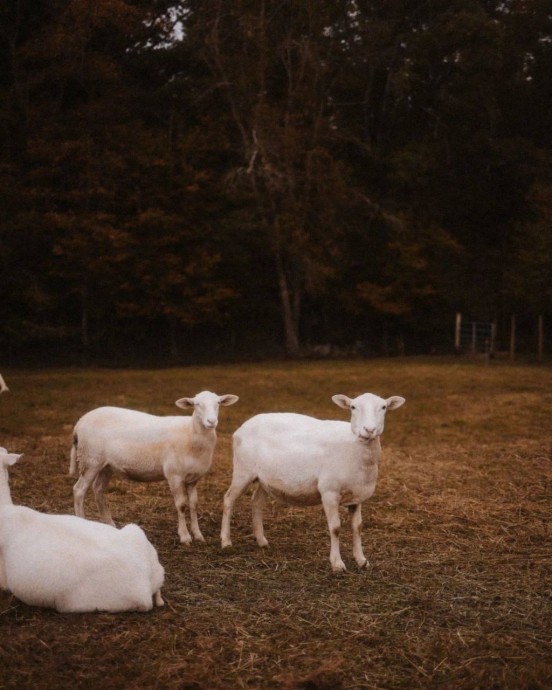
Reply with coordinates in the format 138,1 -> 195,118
205,418 -> 218,429
363,427 -> 376,437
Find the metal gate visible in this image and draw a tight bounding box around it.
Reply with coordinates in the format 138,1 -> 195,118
455,314 -> 495,354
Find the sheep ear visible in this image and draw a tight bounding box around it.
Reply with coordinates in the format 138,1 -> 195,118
6,453 -> 22,466
219,394 -> 239,406
332,394 -> 352,410
386,396 -> 405,410
175,397 -> 195,410
0,448 -> 21,465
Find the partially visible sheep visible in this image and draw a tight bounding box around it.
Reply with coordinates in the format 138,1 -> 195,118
0,374 -> 8,393
221,392 -> 405,572
0,448 -> 164,613
70,391 -> 239,544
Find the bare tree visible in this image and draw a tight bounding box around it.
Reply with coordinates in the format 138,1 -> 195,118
194,0 -> 348,354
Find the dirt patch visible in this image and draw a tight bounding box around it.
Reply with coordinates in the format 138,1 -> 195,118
0,360 -> 550,689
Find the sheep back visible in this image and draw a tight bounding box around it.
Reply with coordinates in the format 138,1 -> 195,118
74,407 -> 194,479
0,505 -> 163,613
233,413 -> 380,506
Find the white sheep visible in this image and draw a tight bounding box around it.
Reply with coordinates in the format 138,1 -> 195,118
70,391 -> 239,544
0,373 -> 8,393
220,392 -> 405,572
0,448 -> 165,613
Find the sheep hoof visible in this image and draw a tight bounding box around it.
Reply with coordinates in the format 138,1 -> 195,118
331,561 -> 347,573
257,537 -> 269,547
179,535 -> 193,546
357,558 -> 370,570
221,539 -> 232,549
193,533 -> 206,543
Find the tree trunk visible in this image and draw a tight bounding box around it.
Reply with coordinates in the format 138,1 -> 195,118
275,252 -> 300,356
168,315 -> 179,358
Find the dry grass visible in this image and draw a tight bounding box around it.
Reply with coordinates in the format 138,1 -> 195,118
0,358 -> 550,690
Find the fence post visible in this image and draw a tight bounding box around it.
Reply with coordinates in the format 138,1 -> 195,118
454,313 -> 461,352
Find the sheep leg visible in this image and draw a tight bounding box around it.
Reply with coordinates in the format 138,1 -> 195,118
221,474 -> 252,548
73,466 -> 100,519
349,504 -> 369,568
166,474 -> 192,545
321,492 -> 346,572
251,483 -> 269,547
186,482 -> 205,543
92,467 -> 115,526
154,590 -> 165,607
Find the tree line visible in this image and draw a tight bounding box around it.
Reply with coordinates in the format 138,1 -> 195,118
1,0 -> 550,364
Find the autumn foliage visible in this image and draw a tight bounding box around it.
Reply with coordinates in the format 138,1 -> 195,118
0,1 -> 550,362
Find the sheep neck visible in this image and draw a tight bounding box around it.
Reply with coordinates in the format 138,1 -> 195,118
358,436 -> 382,465
0,469 -> 13,505
191,414 -> 217,452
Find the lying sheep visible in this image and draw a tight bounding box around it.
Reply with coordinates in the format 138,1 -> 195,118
70,391 -> 239,544
221,392 -> 405,572
0,448 -> 164,613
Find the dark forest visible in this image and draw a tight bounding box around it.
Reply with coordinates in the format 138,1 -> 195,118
1,0 -> 550,364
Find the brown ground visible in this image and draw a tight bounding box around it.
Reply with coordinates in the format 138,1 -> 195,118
0,358 -> 550,689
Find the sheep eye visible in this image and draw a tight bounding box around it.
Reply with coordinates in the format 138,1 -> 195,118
382,405 -> 387,410
351,405 -> 356,410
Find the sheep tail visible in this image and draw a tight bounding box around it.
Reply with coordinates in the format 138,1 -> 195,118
69,433 -> 79,476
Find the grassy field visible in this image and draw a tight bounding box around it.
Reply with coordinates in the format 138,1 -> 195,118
0,358 -> 550,690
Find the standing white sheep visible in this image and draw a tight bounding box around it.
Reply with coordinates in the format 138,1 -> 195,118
220,392 -> 405,572
0,448 -> 165,613
70,391 -> 239,544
